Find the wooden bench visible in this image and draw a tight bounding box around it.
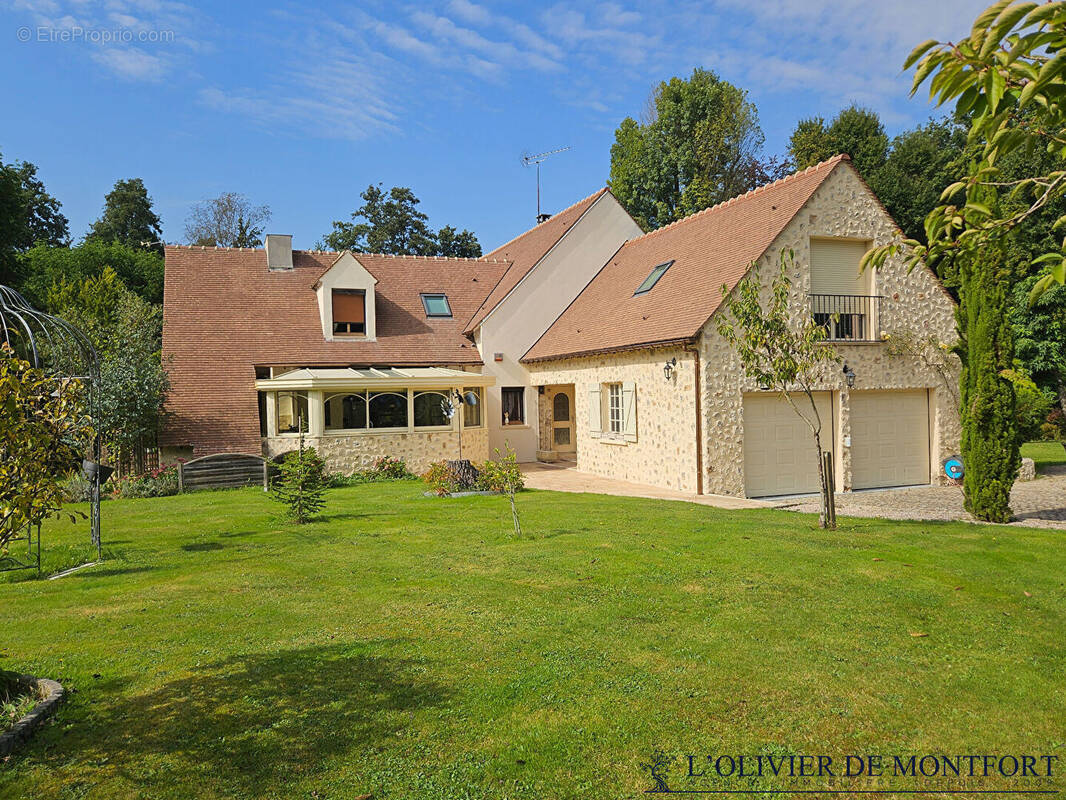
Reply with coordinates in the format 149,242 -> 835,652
177,453 -> 269,493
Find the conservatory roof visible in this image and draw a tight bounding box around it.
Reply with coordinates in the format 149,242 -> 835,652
254,367 -> 495,392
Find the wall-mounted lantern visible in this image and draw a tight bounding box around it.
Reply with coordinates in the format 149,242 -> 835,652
842,363 -> 856,388
663,357 -> 678,381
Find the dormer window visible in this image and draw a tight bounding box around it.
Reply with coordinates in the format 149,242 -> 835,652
634,260 -> 673,295
421,293 -> 452,317
332,289 -> 366,335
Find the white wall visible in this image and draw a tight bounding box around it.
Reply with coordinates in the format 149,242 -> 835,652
476,193 -> 644,461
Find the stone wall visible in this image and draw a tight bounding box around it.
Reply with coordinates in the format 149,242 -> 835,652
264,426 -> 489,475
527,345 -> 699,492
698,163 -> 961,496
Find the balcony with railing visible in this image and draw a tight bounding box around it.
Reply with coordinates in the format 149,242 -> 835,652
810,294 -> 882,342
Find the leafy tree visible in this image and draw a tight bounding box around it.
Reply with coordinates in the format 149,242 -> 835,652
320,185 -> 438,255
87,178 -> 163,252
0,152 -> 69,285
789,106 -> 889,178
17,239 -> 164,306
271,435 -> 326,523
885,0 -> 1066,297
0,343 -> 91,555
717,251 -> 840,529
47,269 -> 169,469
1003,368 -> 1054,441
957,239 -> 1020,522
437,225 -> 482,258
609,68 -> 766,230
184,192 -> 271,247
872,117 -> 968,243
1010,274 -> 1066,412
788,118 -> 837,174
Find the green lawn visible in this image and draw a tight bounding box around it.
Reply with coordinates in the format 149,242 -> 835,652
2,483 -> 1064,799
1021,440 -> 1066,472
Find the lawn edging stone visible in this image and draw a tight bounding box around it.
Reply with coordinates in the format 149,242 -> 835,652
0,676 -> 65,757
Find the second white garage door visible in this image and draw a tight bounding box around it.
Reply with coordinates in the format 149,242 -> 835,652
743,392 -> 832,497
849,390 -> 930,490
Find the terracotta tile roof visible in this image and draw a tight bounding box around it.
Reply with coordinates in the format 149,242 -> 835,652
462,187 -> 609,334
522,156 -> 850,363
161,247 -> 509,453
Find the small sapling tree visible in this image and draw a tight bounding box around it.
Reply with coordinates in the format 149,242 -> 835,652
480,446 -> 525,537
718,251 -> 841,528
270,422 -> 326,524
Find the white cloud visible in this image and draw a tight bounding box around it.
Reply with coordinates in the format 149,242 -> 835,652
10,0 -> 199,81
91,46 -> 167,80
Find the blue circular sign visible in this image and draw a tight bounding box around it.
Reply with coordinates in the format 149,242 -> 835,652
944,457 -> 964,479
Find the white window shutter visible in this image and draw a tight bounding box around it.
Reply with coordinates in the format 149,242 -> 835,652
588,386 -> 601,437
622,381 -> 637,441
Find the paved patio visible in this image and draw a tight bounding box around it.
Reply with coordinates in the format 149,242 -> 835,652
775,465 -> 1066,530
519,461 -> 772,510
520,461 -> 1066,529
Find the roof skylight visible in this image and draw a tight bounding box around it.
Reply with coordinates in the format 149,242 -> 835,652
421,293 -> 452,317
634,260 -> 674,296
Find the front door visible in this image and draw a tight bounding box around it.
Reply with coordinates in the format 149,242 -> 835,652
552,389 -> 576,454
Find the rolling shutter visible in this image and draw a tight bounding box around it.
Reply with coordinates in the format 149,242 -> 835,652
810,239 -> 870,295
332,290 -> 365,323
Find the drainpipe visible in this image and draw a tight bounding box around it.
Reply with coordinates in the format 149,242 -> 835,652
685,344 -> 703,495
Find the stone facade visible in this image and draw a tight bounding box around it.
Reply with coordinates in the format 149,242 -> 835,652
264,426 -> 489,475
526,163 -> 961,499
527,345 -> 699,493
697,163 -> 960,496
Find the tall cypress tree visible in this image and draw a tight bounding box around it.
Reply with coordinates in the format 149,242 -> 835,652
958,239 -> 1019,523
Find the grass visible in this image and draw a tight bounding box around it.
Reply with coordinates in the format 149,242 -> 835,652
1,673 -> 42,733
1021,440 -> 1066,473
1,482 -> 1064,799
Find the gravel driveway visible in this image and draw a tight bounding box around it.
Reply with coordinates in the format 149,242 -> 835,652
776,466 -> 1066,530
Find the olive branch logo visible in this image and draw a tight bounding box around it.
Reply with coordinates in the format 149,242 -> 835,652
641,749 -> 671,793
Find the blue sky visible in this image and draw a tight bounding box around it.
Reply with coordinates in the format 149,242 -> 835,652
3,0 -> 988,252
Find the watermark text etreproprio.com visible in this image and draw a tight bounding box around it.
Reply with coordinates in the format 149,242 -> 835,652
16,25 -> 175,44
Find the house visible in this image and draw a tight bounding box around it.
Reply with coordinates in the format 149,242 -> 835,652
161,154 -> 960,498
521,154 -> 960,497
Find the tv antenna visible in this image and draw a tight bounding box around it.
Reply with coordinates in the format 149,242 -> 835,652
522,146 -> 571,222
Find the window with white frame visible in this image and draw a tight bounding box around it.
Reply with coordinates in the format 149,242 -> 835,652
462,386 -> 483,428
368,391 -> 408,429
325,392 -> 368,431
589,382 -> 637,442
276,391 -> 309,434
606,382 -> 624,434
501,387 -> 524,425
413,391 -> 451,428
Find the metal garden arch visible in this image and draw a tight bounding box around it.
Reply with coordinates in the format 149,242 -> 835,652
0,284 -> 105,572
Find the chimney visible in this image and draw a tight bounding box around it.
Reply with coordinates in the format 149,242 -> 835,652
265,234 -> 293,270
536,212 -> 552,224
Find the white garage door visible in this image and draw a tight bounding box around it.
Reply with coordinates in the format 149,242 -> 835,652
743,392 -> 832,497
850,390 -> 930,490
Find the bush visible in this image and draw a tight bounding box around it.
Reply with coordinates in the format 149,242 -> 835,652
271,444 -> 326,523
328,455 -> 415,487
371,455 -> 412,480
422,461 -> 463,497
1042,408 -> 1064,441
60,470 -> 95,503
1004,369 -> 1054,442
111,464 -> 179,499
